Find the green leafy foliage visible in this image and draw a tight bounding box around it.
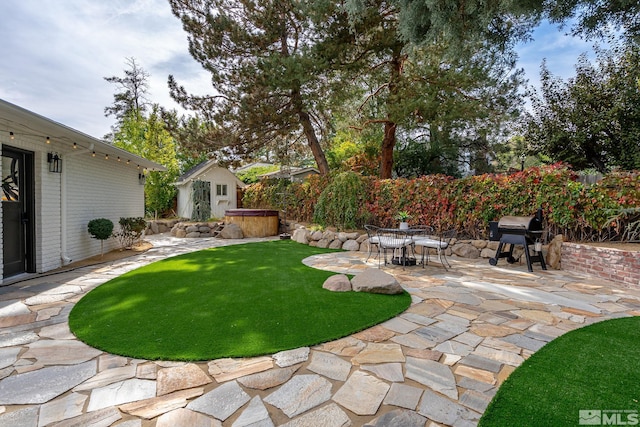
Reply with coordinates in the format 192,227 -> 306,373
524,42 -> 640,172
87,218 -> 114,241
113,217 -> 146,250
245,164 -> 640,241
313,172 -> 371,230
235,165 -> 280,184
87,218 -> 114,257
168,0 -> 335,174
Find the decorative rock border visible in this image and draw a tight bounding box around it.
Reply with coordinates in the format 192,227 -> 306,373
289,223 -> 507,261
145,220 -> 224,239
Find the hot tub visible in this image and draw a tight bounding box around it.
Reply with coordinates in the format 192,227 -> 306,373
224,209 -> 280,237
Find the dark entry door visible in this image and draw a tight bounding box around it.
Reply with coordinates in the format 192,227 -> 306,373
2,147 -> 35,278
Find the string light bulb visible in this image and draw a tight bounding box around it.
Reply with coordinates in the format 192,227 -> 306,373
117,156 -> 121,162
46,136 -> 50,144
73,142 -> 77,149
105,154 -> 109,160
92,151 -> 96,157
10,132 -> 14,140
126,159 -> 130,165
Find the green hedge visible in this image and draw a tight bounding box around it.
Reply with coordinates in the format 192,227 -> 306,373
243,163 -> 640,241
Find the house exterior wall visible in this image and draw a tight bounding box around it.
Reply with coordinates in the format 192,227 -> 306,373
64,153 -> 143,265
177,167 -> 240,220
1,132 -> 144,283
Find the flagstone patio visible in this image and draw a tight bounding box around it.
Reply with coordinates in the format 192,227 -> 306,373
0,234 -> 638,426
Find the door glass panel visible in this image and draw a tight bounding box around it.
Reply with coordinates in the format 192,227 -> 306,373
1,156 -> 20,202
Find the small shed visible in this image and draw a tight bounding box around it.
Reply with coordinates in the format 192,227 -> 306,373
175,159 -> 246,220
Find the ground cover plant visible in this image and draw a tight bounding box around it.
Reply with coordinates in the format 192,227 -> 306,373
479,317 -> 640,426
69,240 -> 411,361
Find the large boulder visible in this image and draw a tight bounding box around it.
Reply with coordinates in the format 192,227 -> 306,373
546,234 -> 563,269
323,274 -> 352,292
342,240 -> 360,251
292,228 -> 311,244
329,240 -> 343,249
316,239 -> 331,249
351,268 -> 403,295
219,223 -> 244,239
452,243 -> 480,259
480,247 -> 495,258
322,230 -> 336,242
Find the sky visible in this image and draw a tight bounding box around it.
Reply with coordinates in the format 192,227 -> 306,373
0,0 -> 600,140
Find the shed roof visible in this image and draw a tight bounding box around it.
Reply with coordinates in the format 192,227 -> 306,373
175,158 -> 246,187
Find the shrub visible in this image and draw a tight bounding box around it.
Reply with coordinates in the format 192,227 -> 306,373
114,217 -> 146,250
313,171 -> 371,230
242,164 -> 640,242
87,218 -> 114,257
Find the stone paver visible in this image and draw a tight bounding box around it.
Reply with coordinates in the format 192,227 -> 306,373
332,370 -> 390,415
264,374 -> 332,418
86,378 -> 156,412
0,233 -> 637,426
307,351 -> 352,381
187,380 -> 250,421
0,360 -> 96,404
232,396 -> 274,427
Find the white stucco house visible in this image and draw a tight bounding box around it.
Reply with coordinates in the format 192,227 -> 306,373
175,159 -> 246,220
0,99 -> 165,284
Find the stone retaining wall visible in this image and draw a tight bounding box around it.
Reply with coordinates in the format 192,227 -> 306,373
561,243 -> 640,288
289,224 -> 507,261
145,219 -> 223,238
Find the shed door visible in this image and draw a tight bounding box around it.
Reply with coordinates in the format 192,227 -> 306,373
2,147 -> 35,278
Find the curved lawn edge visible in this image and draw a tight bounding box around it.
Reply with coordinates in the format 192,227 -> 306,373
479,317 -> 640,426
69,240 -> 411,361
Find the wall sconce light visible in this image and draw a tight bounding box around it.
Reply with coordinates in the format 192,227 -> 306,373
47,152 -> 62,173
138,172 -> 146,185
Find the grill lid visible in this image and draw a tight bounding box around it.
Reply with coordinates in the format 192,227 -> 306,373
498,216 -> 535,230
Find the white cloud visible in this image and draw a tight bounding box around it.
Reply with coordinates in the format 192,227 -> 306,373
0,0 -> 210,138
515,20 -> 598,86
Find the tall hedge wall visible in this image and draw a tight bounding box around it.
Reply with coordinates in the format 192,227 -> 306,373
242,164 -> 640,242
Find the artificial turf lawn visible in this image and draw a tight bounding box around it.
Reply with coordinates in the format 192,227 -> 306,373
479,317 -> 640,426
69,240 -> 411,361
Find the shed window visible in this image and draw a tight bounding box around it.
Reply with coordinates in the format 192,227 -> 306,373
216,184 -> 228,196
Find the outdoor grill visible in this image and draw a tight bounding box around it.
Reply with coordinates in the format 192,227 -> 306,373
489,209 -> 547,272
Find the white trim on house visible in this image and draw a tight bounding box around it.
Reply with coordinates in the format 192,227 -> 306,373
0,98 -> 165,284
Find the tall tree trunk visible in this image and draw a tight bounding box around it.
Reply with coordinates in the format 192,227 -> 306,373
380,121 -> 397,178
292,89 -> 330,175
379,48 -> 404,179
